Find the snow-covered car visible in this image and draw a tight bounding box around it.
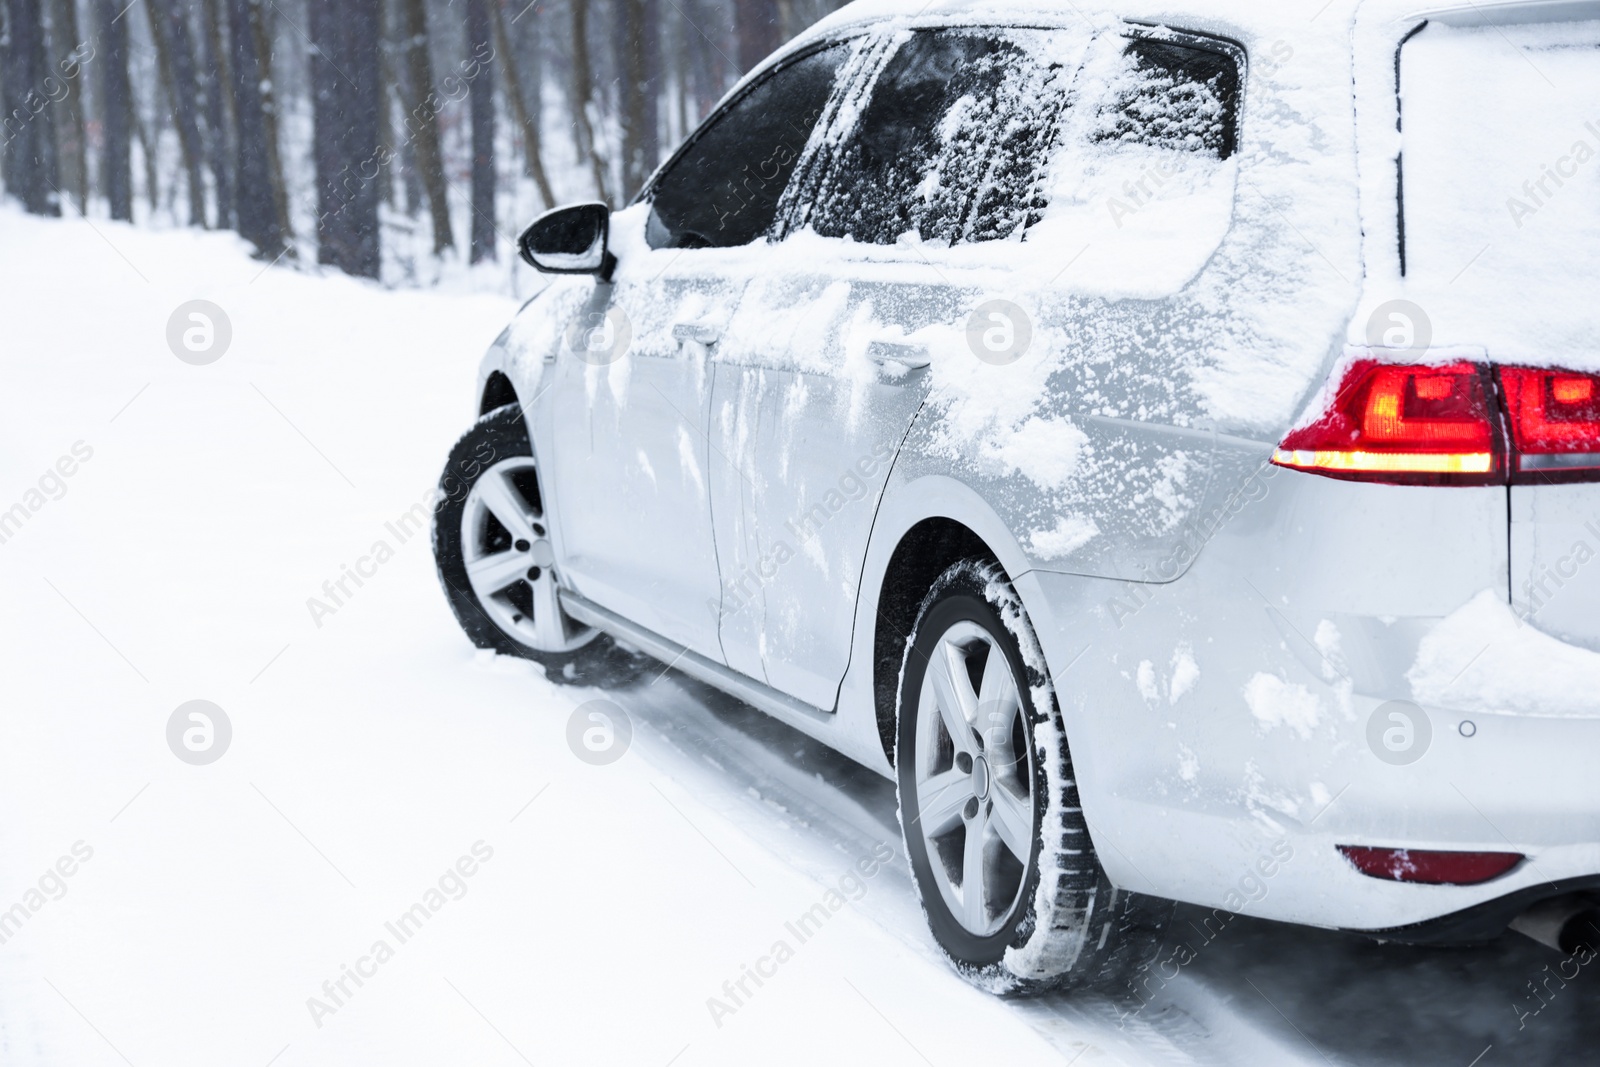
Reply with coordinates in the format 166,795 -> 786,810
432,0 -> 1600,993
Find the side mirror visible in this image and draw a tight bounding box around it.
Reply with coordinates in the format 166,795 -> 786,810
518,202 -> 614,278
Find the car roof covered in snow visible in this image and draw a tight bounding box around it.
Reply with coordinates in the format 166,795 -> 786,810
779,0 -> 1600,59
795,0 -> 1359,45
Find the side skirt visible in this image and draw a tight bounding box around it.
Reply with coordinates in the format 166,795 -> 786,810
559,590 -> 836,730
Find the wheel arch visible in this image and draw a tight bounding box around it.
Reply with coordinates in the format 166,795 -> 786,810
863,474 -> 1039,766
479,370 -> 520,415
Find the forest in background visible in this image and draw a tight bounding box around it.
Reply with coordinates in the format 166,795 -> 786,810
0,0 -> 849,287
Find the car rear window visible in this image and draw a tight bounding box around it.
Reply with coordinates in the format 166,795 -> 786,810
1398,20 -> 1600,364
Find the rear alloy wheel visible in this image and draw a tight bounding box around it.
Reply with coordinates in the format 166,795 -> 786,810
911,618 -> 1035,940
896,560 -> 1170,993
433,404 -> 643,684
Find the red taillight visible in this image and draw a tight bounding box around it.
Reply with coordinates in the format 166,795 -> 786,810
1272,361 -> 1501,484
1552,377 -> 1593,404
1499,367 -> 1600,479
1337,845 -> 1523,885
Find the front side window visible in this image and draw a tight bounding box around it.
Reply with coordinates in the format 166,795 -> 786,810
646,44 -> 849,250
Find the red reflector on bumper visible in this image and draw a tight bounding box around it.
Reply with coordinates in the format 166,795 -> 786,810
1337,846 -> 1523,885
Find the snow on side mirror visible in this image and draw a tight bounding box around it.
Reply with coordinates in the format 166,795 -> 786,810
518,202 -> 615,278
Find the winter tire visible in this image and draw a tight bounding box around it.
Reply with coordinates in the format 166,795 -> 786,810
433,404 -> 645,685
896,559 -> 1170,994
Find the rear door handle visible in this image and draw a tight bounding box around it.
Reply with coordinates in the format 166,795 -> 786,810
672,322 -> 723,345
867,341 -> 931,370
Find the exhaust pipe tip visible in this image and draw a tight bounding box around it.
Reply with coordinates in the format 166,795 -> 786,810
1510,894 -> 1600,955
1557,909 -> 1600,956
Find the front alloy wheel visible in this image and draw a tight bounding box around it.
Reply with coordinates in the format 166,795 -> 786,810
433,404 -> 641,684
460,455 -> 592,654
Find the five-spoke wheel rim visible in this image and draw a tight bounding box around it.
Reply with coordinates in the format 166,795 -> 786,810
912,620 -> 1035,938
460,456 -> 594,653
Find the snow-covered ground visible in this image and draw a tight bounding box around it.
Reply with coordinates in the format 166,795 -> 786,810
1,206 -> 1596,1066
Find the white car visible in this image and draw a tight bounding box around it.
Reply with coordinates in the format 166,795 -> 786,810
432,0 -> 1600,993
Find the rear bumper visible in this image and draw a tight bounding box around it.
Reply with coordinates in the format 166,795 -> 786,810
1015,468 -> 1600,933
1368,877 -> 1600,946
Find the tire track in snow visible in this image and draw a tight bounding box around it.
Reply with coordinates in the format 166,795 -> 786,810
597,670 -> 1322,1067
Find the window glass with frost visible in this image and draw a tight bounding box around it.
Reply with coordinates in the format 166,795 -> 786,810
1024,33 -> 1242,297
798,28 -> 1085,246
793,27 -> 1241,297
1399,20 -> 1600,366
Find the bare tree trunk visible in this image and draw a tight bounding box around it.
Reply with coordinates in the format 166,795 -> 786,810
376,12 -> 394,208
489,0 -> 553,208
382,0 -> 418,214
733,0 -> 779,74
251,0 -> 291,245
307,0 -> 343,262
669,10 -> 687,144
228,0 -> 285,256
309,0 -> 381,277
346,0 -> 383,276
94,0 -> 132,219
642,0 -> 659,174
48,0 -> 88,213
145,0 -> 208,225
683,0 -> 726,122
140,14 -> 174,218
196,0 -> 233,230
132,100 -> 158,212
397,0 -> 452,253
466,0 -> 495,262
200,0 -> 235,228
615,0 -> 656,199
567,0 -> 607,202
2,0 -> 62,214
395,82 -> 422,216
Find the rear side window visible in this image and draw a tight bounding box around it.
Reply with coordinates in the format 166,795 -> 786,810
794,28 -> 1240,250
1091,38 -> 1240,159
801,30 -> 1074,246
646,44 -> 848,250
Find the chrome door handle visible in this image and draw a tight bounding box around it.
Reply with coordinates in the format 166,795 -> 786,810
672,322 -> 722,345
867,341 -> 931,370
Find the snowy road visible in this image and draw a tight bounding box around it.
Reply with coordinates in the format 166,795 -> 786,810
1,208 -> 1595,1066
